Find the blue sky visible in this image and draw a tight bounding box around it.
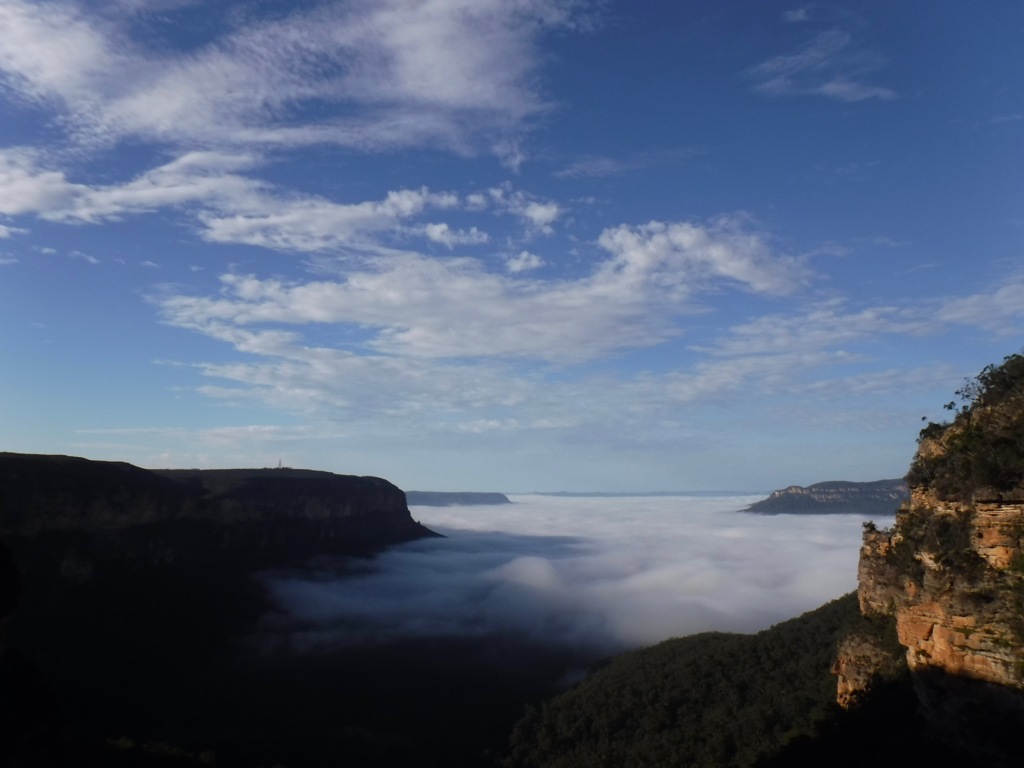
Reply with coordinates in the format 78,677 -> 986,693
1,0 -> 1022,492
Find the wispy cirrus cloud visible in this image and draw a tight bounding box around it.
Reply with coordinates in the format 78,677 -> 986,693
0,0 -> 587,157
0,223 -> 26,238
554,148 -> 701,179
748,29 -> 895,102
0,149 -> 572,253
130,269 -> 1018,490
699,299 -> 929,358
0,149 -> 265,220
936,282 -> 1024,333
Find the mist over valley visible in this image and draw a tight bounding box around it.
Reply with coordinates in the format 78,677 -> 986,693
260,495 -> 890,655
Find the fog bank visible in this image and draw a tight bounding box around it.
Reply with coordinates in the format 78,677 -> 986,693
259,495 -> 893,653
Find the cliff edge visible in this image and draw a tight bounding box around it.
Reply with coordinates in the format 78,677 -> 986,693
0,453 -> 438,578
837,354 -> 1024,760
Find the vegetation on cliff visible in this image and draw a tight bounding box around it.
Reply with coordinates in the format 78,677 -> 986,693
907,353 -> 1024,500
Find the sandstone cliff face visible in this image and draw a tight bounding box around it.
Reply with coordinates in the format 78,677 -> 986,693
856,489 -> 1024,691
837,354 -> 1024,755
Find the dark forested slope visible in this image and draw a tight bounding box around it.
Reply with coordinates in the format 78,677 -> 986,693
506,595 -> 861,768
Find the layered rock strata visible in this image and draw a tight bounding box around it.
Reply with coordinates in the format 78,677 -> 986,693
855,490 -> 1024,690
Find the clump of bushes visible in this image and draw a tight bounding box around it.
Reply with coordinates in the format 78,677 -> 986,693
906,354 -> 1024,501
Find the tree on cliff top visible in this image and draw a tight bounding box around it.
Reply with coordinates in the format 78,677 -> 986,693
907,353 -> 1024,500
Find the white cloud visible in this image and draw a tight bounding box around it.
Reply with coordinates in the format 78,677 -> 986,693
492,138 -> 527,171
815,78 -> 896,102
187,343 -> 537,418
783,8 -> 810,23
156,216 -> 807,362
0,149 -> 473,254
0,148 -> 86,216
555,148 -> 702,179
260,495 -> 887,652
423,222 -> 489,248
0,223 -> 26,238
69,250 -> 99,264
506,250 -> 544,273
139,269 -> 979,488
0,150 -> 569,257
0,148 -> 262,222
487,185 -> 562,235
700,299 -> 928,358
0,0 -> 584,156
554,155 -> 628,178
522,201 -> 561,233
936,281 -> 1024,333
749,29 -> 895,102
198,186 -> 460,253
596,216 -> 809,297
464,193 -> 488,211
0,0 -> 122,108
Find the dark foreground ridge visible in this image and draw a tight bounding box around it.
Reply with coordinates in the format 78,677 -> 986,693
0,452 -> 438,574
0,454 -> 451,764
743,478 -> 908,516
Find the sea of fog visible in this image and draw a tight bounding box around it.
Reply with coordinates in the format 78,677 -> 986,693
258,494 -> 894,654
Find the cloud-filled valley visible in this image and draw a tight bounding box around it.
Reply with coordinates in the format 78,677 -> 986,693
258,495 -> 892,654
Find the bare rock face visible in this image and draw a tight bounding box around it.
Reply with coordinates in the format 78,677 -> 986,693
833,627 -> 903,709
857,490 -> 1024,692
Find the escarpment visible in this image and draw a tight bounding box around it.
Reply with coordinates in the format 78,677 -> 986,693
837,354 -> 1024,757
744,479 -> 908,516
0,452 -> 437,579
0,453 -> 442,763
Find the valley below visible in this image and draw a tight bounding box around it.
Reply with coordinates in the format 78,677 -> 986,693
1,455 -> 876,766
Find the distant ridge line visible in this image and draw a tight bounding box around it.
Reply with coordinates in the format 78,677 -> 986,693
525,490 -> 764,498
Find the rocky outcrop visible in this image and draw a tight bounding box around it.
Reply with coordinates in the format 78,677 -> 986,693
833,624 -> 904,710
744,479 -> 908,516
838,354 -> 1024,760
855,490 -> 1024,692
0,453 -> 438,579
